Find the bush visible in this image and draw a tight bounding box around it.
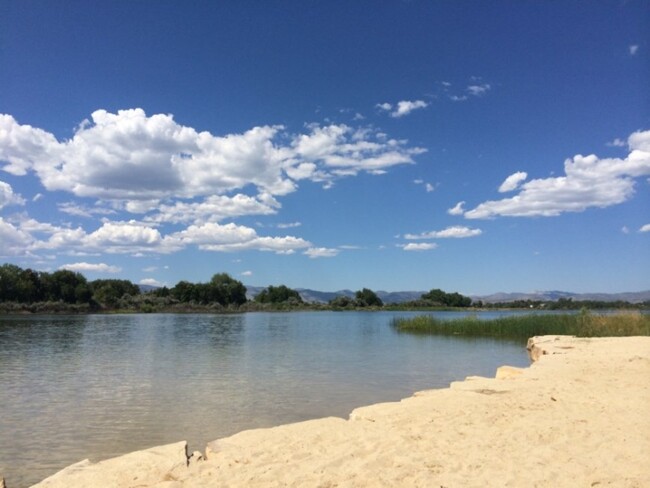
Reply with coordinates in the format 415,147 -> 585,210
355,288 -> 383,307
255,285 -> 303,304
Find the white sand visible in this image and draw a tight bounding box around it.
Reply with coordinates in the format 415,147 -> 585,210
29,335 -> 650,487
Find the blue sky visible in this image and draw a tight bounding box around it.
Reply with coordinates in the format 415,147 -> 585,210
0,1 -> 648,295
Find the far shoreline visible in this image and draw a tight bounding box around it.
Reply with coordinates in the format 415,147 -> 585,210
1,303 -> 647,316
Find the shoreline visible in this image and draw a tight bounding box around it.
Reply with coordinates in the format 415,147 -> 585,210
2,304 -> 647,316
22,335 -> 650,487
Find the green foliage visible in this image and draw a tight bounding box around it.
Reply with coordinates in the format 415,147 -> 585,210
392,312 -> 650,339
2,261 -> 644,315
170,274 -> 247,306
210,273 -> 247,305
151,286 -> 170,297
420,288 -> 472,307
329,295 -> 354,309
255,285 -> 303,304
479,298 -> 645,310
355,288 -> 383,307
90,279 -> 141,307
0,264 -> 92,304
0,264 -> 23,301
45,270 -> 90,303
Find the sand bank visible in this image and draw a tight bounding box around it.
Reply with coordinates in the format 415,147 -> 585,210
27,335 -> 650,487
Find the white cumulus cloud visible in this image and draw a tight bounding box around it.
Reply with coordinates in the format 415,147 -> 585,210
292,123 -> 424,174
145,194 -> 279,225
498,171 -> 528,192
11,215 -> 312,256
464,129 -> 650,219
447,201 -> 466,215
0,114 -> 59,176
606,138 -> 626,147
140,278 -> 163,287
59,262 -> 122,273
446,80 -> 492,102
401,242 -> 438,251
0,109 -> 424,206
414,179 -> 436,192
404,226 -> 482,240
303,247 -> 340,258
466,84 -> 491,96
58,202 -> 117,218
172,222 -> 258,246
21,217 -> 175,255
276,221 -> 302,229
173,222 -> 311,254
0,181 -> 25,209
0,109 -> 430,259
85,221 -> 166,249
391,100 -> 428,118
378,100 -> 428,118
640,224 -> 650,233
200,236 -> 309,253
0,217 -> 33,256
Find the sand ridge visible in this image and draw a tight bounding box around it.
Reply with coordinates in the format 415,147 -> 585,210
28,335 -> 650,487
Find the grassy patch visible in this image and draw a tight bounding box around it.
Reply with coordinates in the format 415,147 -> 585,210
392,311 -> 650,339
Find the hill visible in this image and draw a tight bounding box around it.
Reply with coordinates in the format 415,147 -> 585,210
472,290 -> 650,304
245,287 -> 650,305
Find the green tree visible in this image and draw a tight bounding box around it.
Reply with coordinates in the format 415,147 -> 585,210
0,264 -> 23,301
171,280 -> 197,303
355,288 -> 383,307
421,288 -> 447,305
16,268 -> 43,303
255,285 -> 303,304
91,279 -> 140,307
446,292 -> 472,307
329,295 -> 353,308
152,286 -> 170,297
209,273 -> 247,306
421,288 -> 471,307
48,270 -> 92,303
170,274 -> 247,306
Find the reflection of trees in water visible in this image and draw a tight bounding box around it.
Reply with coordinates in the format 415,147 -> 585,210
205,315 -> 246,349
167,314 -> 246,351
0,315 -> 88,358
266,314 -> 291,339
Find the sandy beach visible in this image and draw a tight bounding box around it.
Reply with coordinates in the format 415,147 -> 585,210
26,335 -> 650,487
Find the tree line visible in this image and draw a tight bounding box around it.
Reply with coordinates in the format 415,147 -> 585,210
0,263 -> 476,312
5,262 -> 641,313
477,297 -> 649,310
0,264 -> 139,308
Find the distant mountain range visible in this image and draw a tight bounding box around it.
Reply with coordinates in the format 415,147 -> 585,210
469,290 -> 650,304
244,286 -> 650,304
244,286 -> 414,304
140,283 -> 649,304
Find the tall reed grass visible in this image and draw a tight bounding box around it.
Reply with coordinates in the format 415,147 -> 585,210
392,311 -> 650,339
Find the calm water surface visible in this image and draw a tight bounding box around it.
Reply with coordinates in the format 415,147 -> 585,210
0,311 -> 532,487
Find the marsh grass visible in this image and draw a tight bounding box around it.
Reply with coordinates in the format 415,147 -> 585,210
392,311 -> 650,339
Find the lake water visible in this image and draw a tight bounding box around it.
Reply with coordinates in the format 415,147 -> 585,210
0,311 -> 533,487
